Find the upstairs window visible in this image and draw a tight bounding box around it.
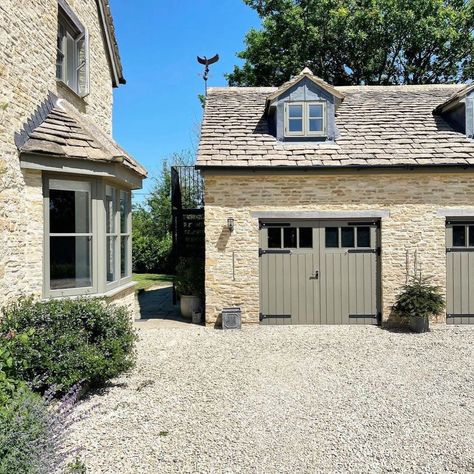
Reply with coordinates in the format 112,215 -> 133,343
284,101 -> 326,137
56,2 -> 89,97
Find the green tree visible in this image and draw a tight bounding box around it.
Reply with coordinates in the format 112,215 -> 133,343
132,150 -> 194,273
227,0 -> 474,86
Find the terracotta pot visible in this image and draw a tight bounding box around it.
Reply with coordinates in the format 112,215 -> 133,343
180,295 -> 201,319
409,315 -> 430,333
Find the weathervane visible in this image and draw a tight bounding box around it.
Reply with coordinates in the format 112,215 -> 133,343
197,54 -> 219,95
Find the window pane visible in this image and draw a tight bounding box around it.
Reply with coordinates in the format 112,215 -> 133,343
50,236 -> 91,289
357,227 -> 371,248
289,118 -> 303,132
309,118 -> 323,132
56,23 -> 65,80
121,236 -> 129,278
50,186 -> 90,234
268,228 -> 281,248
299,228 -> 313,248
120,191 -> 130,233
66,33 -> 76,89
288,104 -> 303,118
469,227 -> 474,247
283,228 -> 297,248
309,104 -> 323,118
453,226 -> 466,247
325,227 -> 339,248
107,236 -> 116,283
76,37 -> 87,96
341,227 -> 355,248
106,186 -> 116,234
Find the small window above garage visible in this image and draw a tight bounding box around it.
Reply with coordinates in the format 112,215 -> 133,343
266,67 -> 345,143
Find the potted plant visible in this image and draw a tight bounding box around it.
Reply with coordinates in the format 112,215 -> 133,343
175,257 -> 204,319
393,273 -> 445,333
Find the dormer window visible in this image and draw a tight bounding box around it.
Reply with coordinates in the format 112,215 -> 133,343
56,1 -> 89,97
284,101 -> 327,137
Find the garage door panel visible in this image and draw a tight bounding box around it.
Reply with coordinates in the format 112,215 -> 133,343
446,221 -> 474,324
260,220 -> 379,325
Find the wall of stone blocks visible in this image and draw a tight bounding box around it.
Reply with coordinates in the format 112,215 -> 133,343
203,170 -> 474,326
106,285 -> 139,322
0,0 -> 114,307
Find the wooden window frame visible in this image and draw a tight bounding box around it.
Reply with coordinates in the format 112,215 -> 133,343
56,1 -> 90,97
43,175 -> 133,298
284,101 -> 327,138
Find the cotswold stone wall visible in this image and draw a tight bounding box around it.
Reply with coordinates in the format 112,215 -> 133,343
106,285 -> 139,321
0,0 -> 113,306
203,170 -> 474,326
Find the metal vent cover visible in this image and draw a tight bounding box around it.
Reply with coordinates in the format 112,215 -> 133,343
222,307 -> 241,330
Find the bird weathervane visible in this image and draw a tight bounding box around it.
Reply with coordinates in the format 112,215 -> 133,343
197,54 -> 219,95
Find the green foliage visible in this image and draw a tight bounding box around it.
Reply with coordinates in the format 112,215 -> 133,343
227,0 -> 474,86
133,233 -> 172,273
66,457 -> 87,473
0,332 -> 31,406
132,150 -> 194,273
0,297 -> 137,394
0,384 -> 52,474
393,273 -> 445,320
133,273 -> 174,292
175,257 -> 205,297
198,94 -> 206,108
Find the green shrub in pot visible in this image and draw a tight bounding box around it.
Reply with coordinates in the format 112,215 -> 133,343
393,274 -> 445,333
175,258 -> 204,319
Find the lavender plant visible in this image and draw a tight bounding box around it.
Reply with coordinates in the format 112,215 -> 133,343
0,383 -> 85,474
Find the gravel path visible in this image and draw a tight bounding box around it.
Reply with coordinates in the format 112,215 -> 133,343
67,325 -> 474,473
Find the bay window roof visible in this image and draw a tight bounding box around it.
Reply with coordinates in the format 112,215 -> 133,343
15,93 -> 146,178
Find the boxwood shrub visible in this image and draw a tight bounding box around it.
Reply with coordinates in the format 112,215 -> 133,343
0,297 -> 137,394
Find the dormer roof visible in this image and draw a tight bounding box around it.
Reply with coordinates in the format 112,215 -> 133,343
434,84 -> 474,114
266,68 -> 345,105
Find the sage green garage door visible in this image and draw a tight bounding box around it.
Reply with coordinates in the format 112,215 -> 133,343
259,220 -> 380,325
446,220 -> 474,324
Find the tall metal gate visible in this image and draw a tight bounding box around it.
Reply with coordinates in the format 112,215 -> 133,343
259,220 -> 380,325
446,220 -> 474,324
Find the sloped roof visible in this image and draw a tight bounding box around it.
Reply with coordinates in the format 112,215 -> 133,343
97,0 -> 125,87
197,84 -> 474,169
15,93 -> 146,177
434,84 -> 474,114
266,67 -> 345,103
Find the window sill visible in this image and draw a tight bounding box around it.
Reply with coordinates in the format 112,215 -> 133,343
56,80 -> 88,112
45,281 -> 136,302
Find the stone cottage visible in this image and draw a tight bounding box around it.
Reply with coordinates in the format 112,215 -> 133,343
197,68 -> 474,327
0,0 -> 146,315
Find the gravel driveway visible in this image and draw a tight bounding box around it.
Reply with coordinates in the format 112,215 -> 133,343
68,325 -> 474,473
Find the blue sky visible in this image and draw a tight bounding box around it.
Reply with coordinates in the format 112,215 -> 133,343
109,0 -> 261,200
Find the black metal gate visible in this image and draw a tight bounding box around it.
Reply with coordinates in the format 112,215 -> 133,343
171,166 -> 205,303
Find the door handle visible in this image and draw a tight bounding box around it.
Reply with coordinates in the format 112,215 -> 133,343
310,270 -> 319,280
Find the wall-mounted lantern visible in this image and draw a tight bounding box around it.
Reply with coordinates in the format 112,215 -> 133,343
227,217 -> 235,233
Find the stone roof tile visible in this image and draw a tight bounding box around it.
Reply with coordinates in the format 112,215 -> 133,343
197,84 -> 474,169
16,93 -> 146,177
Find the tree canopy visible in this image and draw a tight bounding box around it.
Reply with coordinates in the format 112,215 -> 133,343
226,0 -> 474,86
132,150 -> 194,273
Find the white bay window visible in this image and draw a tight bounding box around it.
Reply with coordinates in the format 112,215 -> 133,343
44,176 -> 132,298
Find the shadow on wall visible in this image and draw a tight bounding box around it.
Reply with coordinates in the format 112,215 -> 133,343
216,226 -> 231,251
